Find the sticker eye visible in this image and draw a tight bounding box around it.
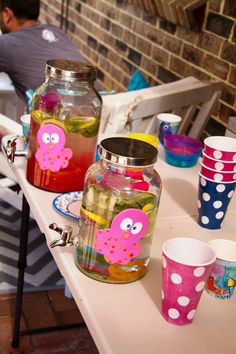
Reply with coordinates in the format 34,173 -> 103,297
120,217 -> 133,231
42,132 -> 50,144
163,125 -> 169,130
51,133 -> 59,144
131,222 -> 143,235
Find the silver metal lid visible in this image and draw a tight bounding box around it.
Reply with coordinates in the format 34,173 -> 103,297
45,60 -> 97,81
99,137 -> 158,167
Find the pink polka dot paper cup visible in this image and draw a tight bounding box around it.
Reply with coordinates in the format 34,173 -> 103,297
200,162 -> 236,182
201,150 -> 236,172
204,136 -> 236,161
162,238 -> 216,325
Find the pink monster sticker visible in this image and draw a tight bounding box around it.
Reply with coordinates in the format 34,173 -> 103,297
35,124 -> 72,172
95,208 -> 148,265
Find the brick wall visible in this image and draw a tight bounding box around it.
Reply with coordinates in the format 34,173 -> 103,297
39,0 -> 236,136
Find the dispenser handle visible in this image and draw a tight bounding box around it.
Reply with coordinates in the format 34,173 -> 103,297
49,222 -> 75,247
2,136 -> 28,163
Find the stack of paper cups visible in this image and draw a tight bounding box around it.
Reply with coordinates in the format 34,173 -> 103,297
198,136 -> 236,229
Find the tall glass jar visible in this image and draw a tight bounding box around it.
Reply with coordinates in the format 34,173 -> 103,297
75,137 -> 162,283
27,60 -> 102,192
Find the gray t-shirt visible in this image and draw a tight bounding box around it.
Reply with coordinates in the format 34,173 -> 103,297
0,23 -> 85,101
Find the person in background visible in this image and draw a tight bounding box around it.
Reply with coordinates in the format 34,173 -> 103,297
0,0 -> 85,103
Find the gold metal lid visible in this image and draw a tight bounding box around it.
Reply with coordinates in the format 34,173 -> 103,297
99,137 -> 158,167
45,60 -> 97,81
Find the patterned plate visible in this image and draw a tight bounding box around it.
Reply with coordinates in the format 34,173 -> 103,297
52,191 -> 82,220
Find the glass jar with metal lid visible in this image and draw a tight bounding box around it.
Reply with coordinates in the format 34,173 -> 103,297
74,137 -> 162,283
26,59 -> 102,192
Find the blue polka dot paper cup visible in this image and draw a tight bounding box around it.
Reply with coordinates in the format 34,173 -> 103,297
162,238 -> 216,325
198,174 -> 236,230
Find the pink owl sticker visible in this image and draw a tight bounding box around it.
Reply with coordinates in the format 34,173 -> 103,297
95,208 -> 148,265
35,124 -> 72,172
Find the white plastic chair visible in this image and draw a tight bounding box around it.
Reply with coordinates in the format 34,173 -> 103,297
0,74 -> 26,210
225,116 -> 236,139
0,114 -> 23,210
0,73 -> 25,122
101,76 -> 222,139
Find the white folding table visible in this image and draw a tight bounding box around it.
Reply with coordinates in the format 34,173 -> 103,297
1,113 -> 236,354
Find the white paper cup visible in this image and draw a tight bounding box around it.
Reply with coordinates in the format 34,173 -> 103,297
20,114 -> 31,148
156,113 -> 182,145
206,239 -> 236,299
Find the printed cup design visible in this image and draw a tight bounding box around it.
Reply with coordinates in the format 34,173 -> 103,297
156,113 -> 182,145
201,150 -> 236,172
206,239 -> 236,299
20,114 -> 31,148
204,136 -> 236,161
197,175 -> 236,230
200,162 -> 236,182
162,238 -> 215,325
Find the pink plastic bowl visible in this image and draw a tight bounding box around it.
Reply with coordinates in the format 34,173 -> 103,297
204,136 -> 236,161
200,162 -> 236,182
201,150 -> 236,172
164,134 -> 203,154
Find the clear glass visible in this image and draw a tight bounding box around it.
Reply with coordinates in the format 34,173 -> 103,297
74,157 -> 162,283
27,76 -> 102,192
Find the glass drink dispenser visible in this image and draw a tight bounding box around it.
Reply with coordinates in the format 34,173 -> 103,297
50,137 -> 162,283
5,60 -> 102,193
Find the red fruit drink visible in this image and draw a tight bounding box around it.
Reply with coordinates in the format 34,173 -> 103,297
26,111 -> 99,192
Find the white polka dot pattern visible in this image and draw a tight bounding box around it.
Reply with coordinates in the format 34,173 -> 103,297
195,282 -> 205,292
171,273 -> 182,284
200,177 -> 206,186
214,173 -> 223,181
168,308 -> 180,319
216,184 -> 225,192
233,154 -> 236,162
216,211 -> 224,219
213,150 -> 222,159
203,193 -> 210,201
193,267 -> 205,277
214,162 -> 224,171
177,296 -> 190,306
201,216 -> 209,224
187,310 -> 196,320
213,200 -> 222,209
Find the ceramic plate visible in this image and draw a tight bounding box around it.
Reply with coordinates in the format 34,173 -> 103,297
52,191 -> 82,220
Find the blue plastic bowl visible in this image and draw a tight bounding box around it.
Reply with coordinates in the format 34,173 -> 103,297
164,148 -> 201,167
